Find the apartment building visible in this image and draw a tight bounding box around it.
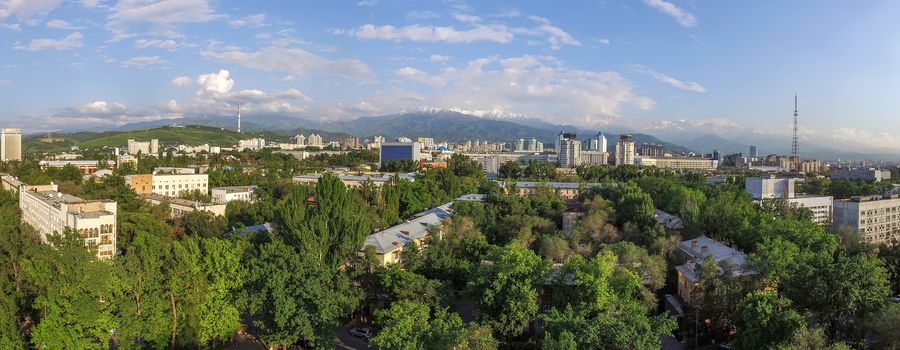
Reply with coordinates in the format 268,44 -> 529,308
361,213 -> 443,266
832,168 -> 892,182
211,185 -> 257,203
833,195 -> 900,244
674,236 -> 751,306
39,160 -> 116,175
127,139 -> 159,156
746,175 -> 833,226
636,156 -> 718,171
143,194 -> 226,218
125,173 -> 208,197
1,128 -> 21,162
19,184 -> 117,259
293,173 -> 415,188
614,134 -> 635,166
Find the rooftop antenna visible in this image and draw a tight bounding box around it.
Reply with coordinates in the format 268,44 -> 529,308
237,102 -> 242,134
791,93 -> 799,157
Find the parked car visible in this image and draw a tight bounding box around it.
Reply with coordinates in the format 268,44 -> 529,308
350,326 -> 372,340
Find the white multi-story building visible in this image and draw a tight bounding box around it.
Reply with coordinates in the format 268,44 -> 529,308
833,196 -> 900,244
636,157 -> 718,171
614,134 -> 635,166
1,128 -> 22,162
143,194 -> 226,218
787,196 -> 834,227
581,151 -> 609,165
745,174 -> 799,199
127,139 -> 159,156
125,173 -> 208,197
307,134 -> 324,147
292,134 -> 307,145
19,184 -> 117,259
558,133 -> 581,167
211,185 -> 257,203
832,168 -> 892,182
238,138 -> 266,150
587,131 -> 607,153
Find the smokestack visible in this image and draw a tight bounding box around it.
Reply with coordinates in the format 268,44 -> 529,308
237,102 -> 241,134
701,246 -> 709,256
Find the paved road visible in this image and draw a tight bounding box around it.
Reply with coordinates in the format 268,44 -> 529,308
334,324 -> 379,350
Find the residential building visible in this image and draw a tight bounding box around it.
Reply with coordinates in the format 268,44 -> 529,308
1,128 -> 22,162
292,134 -> 306,145
639,143 -> 665,157
614,134 -> 636,166
557,133 -> 581,167
125,173 -> 208,197
307,134 -> 324,147
674,236 -> 752,306
379,142 -> 422,167
586,131 -> 607,152
787,195 -> 834,227
462,153 -> 552,174
745,174 -> 798,199
514,139 -> 525,152
580,151 -> 609,165
211,185 -> 257,203
526,138 -> 543,152
1,173 -> 23,193
39,160 -> 116,175
499,181 -> 607,200
293,173 -> 415,188
127,139 -> 158,156
833,195 -> 900,244
653,209 -> 684,232
636,157 -> 717,171
361,213 -> 444,266
143,194 -> 227,218
19,184 -> 117,259
832,168 -> 892,182
238,138 -> 266,150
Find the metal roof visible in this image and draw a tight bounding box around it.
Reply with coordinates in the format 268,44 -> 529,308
362,213 -> 443,254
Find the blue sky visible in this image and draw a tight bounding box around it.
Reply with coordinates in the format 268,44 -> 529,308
0,0 -> 899,151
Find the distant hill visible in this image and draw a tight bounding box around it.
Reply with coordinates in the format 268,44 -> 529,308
23,125 -> 270,153
679,134 -> 751,155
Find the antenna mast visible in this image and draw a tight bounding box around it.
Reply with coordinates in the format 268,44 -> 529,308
791,93 -> 799,157
237,102 -> 242,134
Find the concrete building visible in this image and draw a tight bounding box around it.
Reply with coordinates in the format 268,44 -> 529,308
211,185 -> 257,203
39,160 -> 116,175
125,173 -> 208,197
745,174 -> 799,199
19,184 -> 117,259
749,145 -> 758,158
580,151 -> 609,165
238,138 -> 266,150
127,139 -> 159,156
293,173 -> 415,188
675,236 -> 751,306
462,153 -> 552,174
361,212 -> 444,266
499,181 -> 607,200
832,168 -> 892,182
833,195 -> 900,244
143,194 -> 226,218
526,138 -> 543,152
787,195 -> 834,227
1,128 -> 22,162
1,173 -> 23,193
636,157 -> 718,171
307,134 -> 324,147
614,134 -> 635,166
587,131 -> 607,152
557,133 -> 581,167
379,142 -> 422,167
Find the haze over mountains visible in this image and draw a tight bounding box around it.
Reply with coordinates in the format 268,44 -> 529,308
32,110 -> 898,161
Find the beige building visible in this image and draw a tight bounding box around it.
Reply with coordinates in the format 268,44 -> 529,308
500,181 -> 606,200
361,213 -> 443,266
674,236 -> 751,306
1,128 -> 22,162
833,196 -> 900,244
580,151 -> 609,165
19,184 -> 117,259
636,156 -> 718,171
211,185 -> 257,203
127,139 -> 159,156
614,134 -> 635,166
832,168 -> 892,182
1,173 -> 23,193
293,173 -> 415,188
143,194 -> 226,218
125,173 -> 208,197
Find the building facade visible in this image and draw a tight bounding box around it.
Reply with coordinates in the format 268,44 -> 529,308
674,236 -> 751,306
19,184 -> 117,259
211,185 -> 257,203
39,160 -> 116,175
636,157 -> 717,171
125,173 -> 208,197
127,139 -> 159,156
557,133 -> 581,167
143,194 -> 227,218
580,151 -> 609,165
832,168 -> 892,182
361,213 -> 443,266
1,128 -> 22,162
833,196 -> 900,244
379,142 -> 422,167
614,134 -> 635,166
745,174 -> 798,199
787,196 -> 834,227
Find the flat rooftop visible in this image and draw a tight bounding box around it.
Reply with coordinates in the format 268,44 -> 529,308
144,194 -> 218,208
212,185 -> 257,193
26,191 -> 113,216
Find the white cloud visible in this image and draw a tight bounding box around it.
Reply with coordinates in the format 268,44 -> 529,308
134,38 -> 177,51
171,76 -> 192,86
357,0 -> 378,6
80,0 -> 101,8
121,55 -> 167,68
406,10 -> 440,20
0,0 -> 61,21
632,65 -> 706,93
831,127 -> 900,150
642,0 -> 697,27
77,100 -> 126,114
0,22 -> 19,31
596,37 -> 610,45
202,45 -> 372,79
228,13 -> 266,28
390,55 -> 654,126
14,31 -> 83,51
46,18 -> 81,29
196,69 -> 233,95
395,67 -> 445,87
106,0 -> 218,40
345,24 -> 514,44
0,79 -> 10,85
536,24 -> 580,50
430,54 -> 451,62
452,13 -> 481,23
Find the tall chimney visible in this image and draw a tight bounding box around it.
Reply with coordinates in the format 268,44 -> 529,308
237,102 -> 241,134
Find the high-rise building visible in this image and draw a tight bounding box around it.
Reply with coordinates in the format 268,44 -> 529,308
0,128 -> 21,162
307,134 -> 324,147
587,131 -> 608,152
749,145 -> 758,158
558,133 -> 581,167
19,184 -> 117,259
293,134 -> 306,145
526,138 -> 542,152
555,131 -> 565,153
514,139 -> 525,152
127,139 -> 159,156
833,196 -> 900,244
614,134 -> 635,166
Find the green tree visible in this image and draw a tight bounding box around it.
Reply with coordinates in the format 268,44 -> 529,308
111,231 -> 171,349
372,300 -> 498,350
734,290 -> 805,350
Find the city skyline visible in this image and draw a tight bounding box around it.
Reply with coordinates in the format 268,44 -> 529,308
0,0 -> 899,153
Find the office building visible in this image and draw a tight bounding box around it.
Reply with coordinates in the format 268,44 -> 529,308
143,194 -> 226,218
558,133 -> 581,167
749,145 -> 758,158
379,142 -> 422,167
636,157 -> 718,171
127,139 -> 159,156
19,184 -> 117,259
833,195 -> 900,244
580,151 -> 609,165
675,236 -> 752,306
125,173 -> 208,197
1,128 -> 22,162
614,134 -> 636,166
211,185 -> 257,203
832,168 -> 892,182
587,131 -> 607,152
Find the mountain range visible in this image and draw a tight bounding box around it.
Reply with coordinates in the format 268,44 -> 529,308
29,110 -> 899,160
